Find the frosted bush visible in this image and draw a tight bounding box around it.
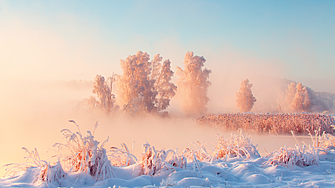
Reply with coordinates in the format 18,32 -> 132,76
318,133 -> 335,150
39,160 -> 67,184
213,130 -> 260,160
3,148 -> 67,185
53,120 -> 115,181
183,141 -> 212,162
108,143 -> 137,166
3,147 -> 45,177
137,142 -> 186,176
264,145 -> 319,168
307,129 -> 335,154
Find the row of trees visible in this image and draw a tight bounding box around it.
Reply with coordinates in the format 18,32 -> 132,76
86,51 -> 330,116
285,81 -> 330,113
87,51 -> 211,116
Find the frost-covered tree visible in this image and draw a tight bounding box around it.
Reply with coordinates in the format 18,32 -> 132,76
285,82 -> 297,106
286,82 -> 317,112
116,51 -> 176,115
177,52 -> 211,116
90,74 -> 116,113
236,79 -> 257,112
154,59 -> 177,111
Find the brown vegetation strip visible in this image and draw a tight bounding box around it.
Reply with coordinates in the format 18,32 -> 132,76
197,113 -> 335,135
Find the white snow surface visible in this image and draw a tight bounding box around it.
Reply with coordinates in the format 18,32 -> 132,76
1,151 -> 335,187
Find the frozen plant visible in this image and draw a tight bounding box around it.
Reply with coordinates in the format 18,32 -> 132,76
39,160 -> 67,185
183,141 -> 212,162
53,120 -> 115,181
108,143 -> 137,166
236,79 -> 256,112
3,148 -> 67,186
264,145 -> 319,168
308,129 -> 335,152
177,51 -> 211,116
137,142 -> 186,176
213,130 -> 260,160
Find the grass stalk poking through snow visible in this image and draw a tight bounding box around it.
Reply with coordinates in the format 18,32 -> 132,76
53,120 -> 115,181
213,129 -> 260,161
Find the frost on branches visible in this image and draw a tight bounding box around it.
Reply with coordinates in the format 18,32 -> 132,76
116,51 -> 176,115
86,74 -> 117,113
285,82 -> 329,113
236,79 -> 256,112
177,52 -> 211,116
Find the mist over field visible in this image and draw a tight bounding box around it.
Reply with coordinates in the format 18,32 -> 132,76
0,71 -> 324,177
1,1 -> 335,186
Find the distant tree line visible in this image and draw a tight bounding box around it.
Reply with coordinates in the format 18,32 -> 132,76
83,51 -> 333,116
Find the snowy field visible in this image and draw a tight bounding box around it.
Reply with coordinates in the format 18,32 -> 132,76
1,120 -> 335,188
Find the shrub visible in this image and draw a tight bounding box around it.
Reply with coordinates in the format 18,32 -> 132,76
3,147 -> 67,185
53,120 -> 115,181
263,145 -> 319,168
213,130 -> 260,160
108,143 -> 137,166
137,142 -> 186,176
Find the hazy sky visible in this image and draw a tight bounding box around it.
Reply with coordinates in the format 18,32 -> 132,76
0,0 -> 334,91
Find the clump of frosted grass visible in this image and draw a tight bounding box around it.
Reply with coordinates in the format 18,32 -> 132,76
39,160 -> 67,184
108,143 -> 137,166
264,130 -> 319,168
213,130 -> 260,161
3,147 -> 67,185
137,142 -> 186,176
183,141 -> 212,162
307,129 -> 335,152
264,145 -> 319,168
53,120 -> 115,181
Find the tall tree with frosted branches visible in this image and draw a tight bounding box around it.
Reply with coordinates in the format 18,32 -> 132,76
288,82 -> 316,112
236,79 -> 257,112
176,52 -> 211,116
155,59 -> 177,111
116,51 -> 176,115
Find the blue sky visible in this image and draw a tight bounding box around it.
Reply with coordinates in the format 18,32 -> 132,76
0,0 -> 334,91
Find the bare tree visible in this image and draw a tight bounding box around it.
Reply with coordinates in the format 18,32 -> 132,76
236,79 -> 257,112
176,52 -> 211,116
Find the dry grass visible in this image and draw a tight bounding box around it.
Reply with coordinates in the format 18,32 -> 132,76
108,143 -> 137,166
213,130 -> 260,160
53,120 -> 115,181
263,145 -> 319,168
197,113 -> 335,135
137,142 -> 186,176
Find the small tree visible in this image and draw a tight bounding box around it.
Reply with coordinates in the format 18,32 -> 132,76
176,52 -> 211,116
236,79 -> 256,112
90,74 -> 116,113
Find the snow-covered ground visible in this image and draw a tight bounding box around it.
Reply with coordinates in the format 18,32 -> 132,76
1,122 -> 335,188
1,151 -> 335,187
